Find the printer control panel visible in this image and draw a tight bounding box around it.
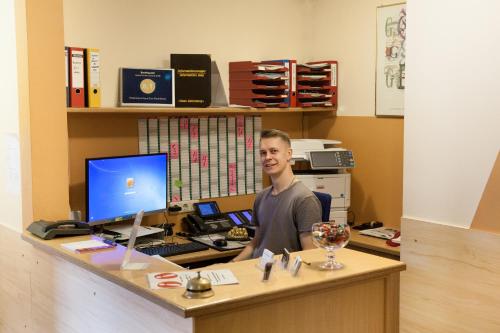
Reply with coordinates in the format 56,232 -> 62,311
309,150 -> 355,169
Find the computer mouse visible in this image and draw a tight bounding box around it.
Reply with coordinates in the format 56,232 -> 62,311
213,239 -> 227,247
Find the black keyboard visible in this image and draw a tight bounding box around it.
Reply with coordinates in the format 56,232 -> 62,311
136,242 -> 209,257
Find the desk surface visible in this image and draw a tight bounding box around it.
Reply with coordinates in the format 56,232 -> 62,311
166,237 -> 241,264
349,229 -> 400,256
22,232 -> 405,319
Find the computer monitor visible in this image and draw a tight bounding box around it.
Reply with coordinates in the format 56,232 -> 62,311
85,153 -> 168,226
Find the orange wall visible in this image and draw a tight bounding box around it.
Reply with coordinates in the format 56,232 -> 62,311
25,0 -> 70,223
67,112 -> 304,226
306,115 -> 403,228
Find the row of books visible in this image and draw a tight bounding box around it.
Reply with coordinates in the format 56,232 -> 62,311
65,46 -> 101,107
229,60 -> 337,108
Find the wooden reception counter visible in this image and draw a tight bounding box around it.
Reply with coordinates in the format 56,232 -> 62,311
22,233 -> 405,333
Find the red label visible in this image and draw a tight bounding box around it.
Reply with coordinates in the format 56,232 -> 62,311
236,116 -> 245,137
201,153 -> 209,168
190,123 -> 199,139
236,116 -> 245,126
191,149 -> 199,163
245,135 -> 253,149
180,118 -> 189,130
170,142 -> 179,159
229,163 -> 237,193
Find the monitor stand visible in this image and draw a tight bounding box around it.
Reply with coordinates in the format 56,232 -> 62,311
120,210 -> 150,270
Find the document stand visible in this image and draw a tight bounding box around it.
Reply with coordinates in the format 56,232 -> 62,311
297,60 -> 338,108
228,60 -> 296,108
120,210 -> 150,271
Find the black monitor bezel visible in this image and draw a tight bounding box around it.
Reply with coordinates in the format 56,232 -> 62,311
193,201 -> 221,219
85,153 -> 168,226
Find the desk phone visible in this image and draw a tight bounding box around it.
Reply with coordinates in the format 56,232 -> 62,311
184,201 -> 233,235
183,202 -> 253,235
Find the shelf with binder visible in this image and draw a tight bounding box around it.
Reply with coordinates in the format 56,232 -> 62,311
229,60 -> 296,108
67,107 -> 336,115
296,60 -> 338,108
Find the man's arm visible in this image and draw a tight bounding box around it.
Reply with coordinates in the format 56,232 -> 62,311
299,232 -> 315,250
231,227 -> 260,262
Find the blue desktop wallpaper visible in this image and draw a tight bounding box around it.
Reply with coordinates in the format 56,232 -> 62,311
87,154 -> 167,223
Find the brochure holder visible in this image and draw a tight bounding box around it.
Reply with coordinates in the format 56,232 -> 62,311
120,210 -> 150,271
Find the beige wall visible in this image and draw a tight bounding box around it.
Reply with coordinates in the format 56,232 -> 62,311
306,0 -> 402,116
63,0 -> 311,107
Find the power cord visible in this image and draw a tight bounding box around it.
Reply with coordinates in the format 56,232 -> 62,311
347,210 -> 356,226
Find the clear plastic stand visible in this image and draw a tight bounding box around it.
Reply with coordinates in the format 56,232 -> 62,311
120,210 -> 150,271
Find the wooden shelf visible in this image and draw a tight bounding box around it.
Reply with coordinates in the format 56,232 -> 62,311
67,106 -> 335,115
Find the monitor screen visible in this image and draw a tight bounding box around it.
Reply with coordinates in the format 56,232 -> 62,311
86,153 -> 167,225
228,212 -> 244,226
195,202 -> 220,218
241,210 -> 252,223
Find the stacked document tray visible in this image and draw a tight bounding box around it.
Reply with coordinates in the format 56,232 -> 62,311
296,61 -> 337,107
229,61 -> 296,108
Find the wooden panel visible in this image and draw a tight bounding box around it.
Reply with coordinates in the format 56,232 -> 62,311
471,152 -> 500,233
0,225 -> 191,333
194,278 -> 387,333
22,232 -> 404,318
0,226 -> 32,332
25,0 -> 70,222
305,115 -> 403,228
400,218 -> 500,333
68,107 -> 335,115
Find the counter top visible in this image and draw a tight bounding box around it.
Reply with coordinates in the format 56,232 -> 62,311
22,232 -> 405,318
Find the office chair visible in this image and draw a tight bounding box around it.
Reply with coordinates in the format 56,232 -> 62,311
313,191 -> 332,222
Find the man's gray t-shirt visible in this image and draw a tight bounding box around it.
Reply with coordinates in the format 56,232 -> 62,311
252,181 -> 322,258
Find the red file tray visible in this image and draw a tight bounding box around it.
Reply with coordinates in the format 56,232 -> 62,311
229,90 -> 288,99
229,97 -> 288,108
229,72 -> 289,81
229,81 -> 288,90
229,61 -> 287,73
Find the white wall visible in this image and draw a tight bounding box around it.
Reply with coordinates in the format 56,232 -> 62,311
63,0 -> 311,107
403,0 -> 500,227
0,0 -> 23,232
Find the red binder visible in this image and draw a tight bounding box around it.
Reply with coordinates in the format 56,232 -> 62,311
68,47 -> 85,107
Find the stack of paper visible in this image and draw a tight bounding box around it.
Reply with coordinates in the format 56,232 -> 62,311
61,240 -> 115,253
359,227 -> 398,240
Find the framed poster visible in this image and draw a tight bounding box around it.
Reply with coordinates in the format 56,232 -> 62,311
375,3 -> 406,117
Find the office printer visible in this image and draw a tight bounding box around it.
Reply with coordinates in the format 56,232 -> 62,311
291,139 -> 355,224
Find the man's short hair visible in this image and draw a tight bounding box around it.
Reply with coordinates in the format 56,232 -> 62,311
260,129 -> 291,147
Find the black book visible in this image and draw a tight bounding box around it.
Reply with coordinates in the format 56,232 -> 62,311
170,54 -> 211,107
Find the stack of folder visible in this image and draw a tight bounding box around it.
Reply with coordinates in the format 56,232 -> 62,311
296,60 -> 337,107
65,46 -> 101,108
229,60 -> 296,108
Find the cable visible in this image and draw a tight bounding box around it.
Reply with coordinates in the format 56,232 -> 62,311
347,210 -> 356,226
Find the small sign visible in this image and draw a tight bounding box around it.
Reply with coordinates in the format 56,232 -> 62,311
290,256 -> 302,277
258,249 -> 275,270
120,68 -> 175,107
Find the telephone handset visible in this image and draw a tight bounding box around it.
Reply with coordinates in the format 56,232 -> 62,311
27,220 -> 91,240
184,214 -> 209,234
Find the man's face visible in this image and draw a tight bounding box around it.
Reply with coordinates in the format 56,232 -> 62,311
259,137 -> 292,176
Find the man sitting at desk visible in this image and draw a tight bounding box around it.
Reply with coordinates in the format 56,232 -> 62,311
232,129 -> 321,261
